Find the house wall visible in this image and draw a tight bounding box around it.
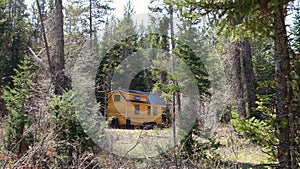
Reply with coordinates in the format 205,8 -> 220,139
107,90 -> 127,125
107,100 -> 127,125
127,93 -> 147,102
107,90 -> 164,126
125,102 -> 163,125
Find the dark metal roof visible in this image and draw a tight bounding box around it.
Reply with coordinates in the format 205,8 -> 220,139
148,94 -> 166,106
118,89 -> 166,106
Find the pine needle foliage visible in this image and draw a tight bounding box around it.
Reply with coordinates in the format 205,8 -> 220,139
2,57 -> 36,154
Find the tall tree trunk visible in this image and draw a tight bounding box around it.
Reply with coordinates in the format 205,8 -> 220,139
225,15 -> 248,118
169,5 -> 181,116
241,39 -> 257,118
54,0 -> 70,94
169,4 -> 179,169
54,0 -> 64,72
226,41 -> 246,118
273,4 -> 292,169
169,4 -> 176,146
36,0 -> 53,81
233,41 -> 246,118
89,0 -> 92,39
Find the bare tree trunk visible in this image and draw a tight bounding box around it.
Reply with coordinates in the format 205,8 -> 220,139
54,0 -> 70,94
241,39 -> 257,118
169,4 -> 179,169
169,5 -> 176,146
289,93 -> 296,169
36,0 -> 53,81
89,0 -> 92,39
224,15 -> 248,118
227,41 -> 246,118
54,0 -> 64,73
273,4 -> 292,169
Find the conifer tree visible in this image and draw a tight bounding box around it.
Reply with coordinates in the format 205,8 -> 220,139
291,4 -> 300,55
170,0 -> 295,167
2,57 -> 36,155
0,0 -> 29,117
96,0 -> 138,110
290,3 -> 300,165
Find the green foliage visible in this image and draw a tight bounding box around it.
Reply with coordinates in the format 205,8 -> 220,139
291,3 -> 300,54
180,122 -> 221,163
0,0 -> 29,116
252,40 -> 275,83
230,110 -> 277,161
96,6 -> 139,107
46,88 -> 110,167
1,57 -> 36,153
48,90 -> 96,155
64,0 -> 112,35
230,68 -> 277,162
230,78 -> 277,162
173,40 -> 211,97
290,4 -> 300,164
0,0 -> 29,87
251,37 -> 275,118
170,0 -> 290,41
43,90 -> 99,166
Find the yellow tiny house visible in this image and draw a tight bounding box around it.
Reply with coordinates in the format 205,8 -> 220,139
107,89 -> 166,128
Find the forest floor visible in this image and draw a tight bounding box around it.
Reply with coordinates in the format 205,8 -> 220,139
211,124 -> 273,168
101,124 -> 268,168
0,124 -> 273,168
102,124 -> 272,168
103,128 -> 173,158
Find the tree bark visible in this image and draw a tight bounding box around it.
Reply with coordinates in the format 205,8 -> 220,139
54,0 -> 64,73
241,39 -> 257,118
36,0 -> 53,81
225,15 -> 250,118
234,41 -> 246,118
169,4 -> 179,169
89,0 -> 92,39
226,41 -> 246,118
54,0 -> 70,94
273,4 -> 292,169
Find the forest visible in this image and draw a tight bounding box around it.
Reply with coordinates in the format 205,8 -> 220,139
0,0 -> 300,168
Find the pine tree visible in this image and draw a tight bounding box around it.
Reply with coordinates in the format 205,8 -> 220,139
290,3 -> 300,166
2,57 -> 36,155
64,0 -> 112,38
291,4 -> 300,55
0,0 -> 29,117
171,0 -> 295,167
291,3 -> 300,92
96,0 -> 138,107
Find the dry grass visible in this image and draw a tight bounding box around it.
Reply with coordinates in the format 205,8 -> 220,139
103,128 -> 174,158
0,124 -> 272,168
99,124 -> 271,168
212,124 -> 270,167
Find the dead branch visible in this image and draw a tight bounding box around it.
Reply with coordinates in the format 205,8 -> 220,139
27,46 -> 47,70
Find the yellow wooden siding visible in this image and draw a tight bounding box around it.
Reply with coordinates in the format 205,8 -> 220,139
107,90 -> 127,125
108,90 -> 127,103
107,90 -> 164,126
117,90 -> 148,102
125,103 -> 163,125
127,93 -> 147,102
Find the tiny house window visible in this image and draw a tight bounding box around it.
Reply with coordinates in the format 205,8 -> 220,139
135,105 -> 140,114
147,106 -> 151,115
135,96 -> 140,101
114,95 -> 120,101
154,107 -> 158,115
